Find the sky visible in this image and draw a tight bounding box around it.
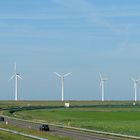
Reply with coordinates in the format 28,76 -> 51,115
0,0 -> 140,101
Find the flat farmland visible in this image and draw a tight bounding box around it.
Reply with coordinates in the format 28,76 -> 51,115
11,102 -> 140,137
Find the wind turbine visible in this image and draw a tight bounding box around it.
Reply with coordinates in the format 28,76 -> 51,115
54,72 -> 72,101
131,77 -> 140,102
99,72 -> 108,102
9,63 -> 22,101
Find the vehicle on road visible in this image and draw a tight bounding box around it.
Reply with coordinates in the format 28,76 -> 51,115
0,116 -> 4,121
39,124 -> 50,131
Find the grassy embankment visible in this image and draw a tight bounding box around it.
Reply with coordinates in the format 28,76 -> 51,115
0,129 -> 35,140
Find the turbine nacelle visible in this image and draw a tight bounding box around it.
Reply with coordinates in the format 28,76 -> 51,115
9,63 -> 22,101
99,72 -> 108,102
9,74 -> 22,81
99,72 -> 108,86
131,77 -> 140,102
99,72 -> 108,80
16,74 -> 22,79
131,77 -> 140,83
54,72 -> 72,101
54,72 -> 72,78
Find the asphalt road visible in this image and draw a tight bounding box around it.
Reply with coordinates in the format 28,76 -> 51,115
4,116 -> 113,140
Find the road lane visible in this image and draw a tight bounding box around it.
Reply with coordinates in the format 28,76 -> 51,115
4,116 -> 112,140
50,126 -> 112,140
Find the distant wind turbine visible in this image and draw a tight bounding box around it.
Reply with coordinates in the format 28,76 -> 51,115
99,72 -> 108,102
54,72 -> 72,101
131,77 -> 140,102
9,63 -> 22,101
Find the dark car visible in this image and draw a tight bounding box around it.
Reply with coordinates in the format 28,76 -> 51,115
39,124 -> 50,131
0,116 -> 4,121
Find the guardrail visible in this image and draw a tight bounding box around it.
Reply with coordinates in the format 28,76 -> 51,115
0,127 -> 47,140
3,115 -> 140,140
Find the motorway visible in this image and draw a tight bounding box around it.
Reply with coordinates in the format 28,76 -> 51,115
4,116 -> 113,140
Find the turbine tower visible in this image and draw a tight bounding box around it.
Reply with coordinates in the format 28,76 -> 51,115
131,77 -> 140,102
99,72 -> 108,102
9,63 -> 22,101
54,72 -> 72,101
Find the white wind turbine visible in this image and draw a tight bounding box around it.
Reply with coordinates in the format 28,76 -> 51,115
131,77 -> 140,102
99,72 -> 108,102
9,63 -> 22,101
54,72 -> 72,101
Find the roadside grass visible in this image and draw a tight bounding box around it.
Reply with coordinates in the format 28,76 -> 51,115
0,123 -> 72,140
15,107 -> 140,137
0,129 -> 35,140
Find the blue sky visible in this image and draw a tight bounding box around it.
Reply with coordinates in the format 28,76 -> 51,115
0,0 -> 140,100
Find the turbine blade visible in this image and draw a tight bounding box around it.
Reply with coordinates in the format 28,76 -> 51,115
103,78 -> 108,81
17,75 -> 22,80
63,72 -> 72,77
54,72 -> 62,78
136,79 -> 140,82
99,72 -> 102,80
100,81 -> 102,87
9,75 -> 15,81
14,62 -> 16,74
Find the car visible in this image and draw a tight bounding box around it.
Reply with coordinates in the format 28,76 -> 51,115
0,116 -> 4,121
39,124 -> 50,131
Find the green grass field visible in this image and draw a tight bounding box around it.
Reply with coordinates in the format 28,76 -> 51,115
16,108 -> 140,136
1,101 -> 140,138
